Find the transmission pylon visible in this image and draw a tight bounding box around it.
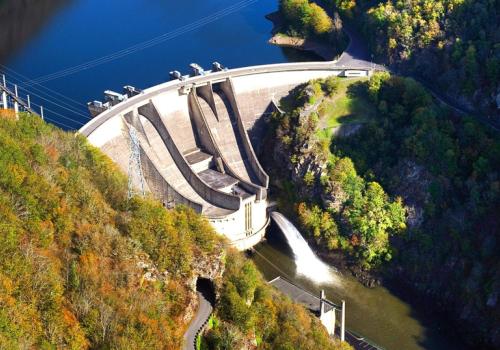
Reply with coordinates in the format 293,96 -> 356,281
127,126 -> 145,199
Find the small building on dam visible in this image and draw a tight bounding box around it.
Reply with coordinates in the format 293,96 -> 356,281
80,61 -> 373,250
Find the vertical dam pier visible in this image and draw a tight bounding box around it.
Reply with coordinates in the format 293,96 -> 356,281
80,61 -> 375,250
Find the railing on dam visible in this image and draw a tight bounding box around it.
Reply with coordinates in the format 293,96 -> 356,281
79,61 -> 377,138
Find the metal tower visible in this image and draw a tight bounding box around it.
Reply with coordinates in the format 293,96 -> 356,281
127,126 -> 145,199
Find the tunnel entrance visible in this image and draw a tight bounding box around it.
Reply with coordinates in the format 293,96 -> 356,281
196,277 -> 216,305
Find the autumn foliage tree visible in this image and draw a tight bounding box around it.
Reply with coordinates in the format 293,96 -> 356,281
280,0 -> 333,37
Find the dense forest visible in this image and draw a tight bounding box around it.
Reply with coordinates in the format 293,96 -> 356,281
280,0 -> 334,38
272,76 -> 406,270
333,73 -> 500,347
0,112 -> 347,349
333,0 -> 500,116
269,74 -> 500,347
279,0 -> 500,116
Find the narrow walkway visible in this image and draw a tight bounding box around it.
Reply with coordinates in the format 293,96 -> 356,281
183,291 -> 213,350
268,276 -> 384,350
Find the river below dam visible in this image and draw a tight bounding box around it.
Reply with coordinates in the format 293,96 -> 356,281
1,1 -> 466,349
252,220 -> 466,350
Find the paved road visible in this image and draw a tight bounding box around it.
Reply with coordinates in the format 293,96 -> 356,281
336,24 -> 375,68
336,19 -> 499,131
183,291 -> 213,350
408,74 -> 500,132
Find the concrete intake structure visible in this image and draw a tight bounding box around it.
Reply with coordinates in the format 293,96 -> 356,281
79,61 -> 375,250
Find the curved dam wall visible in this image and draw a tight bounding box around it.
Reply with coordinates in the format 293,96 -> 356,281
80,62 -> 373,249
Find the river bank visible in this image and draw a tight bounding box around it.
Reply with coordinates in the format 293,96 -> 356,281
266,11 -> 340,61
251,224 -> 467,350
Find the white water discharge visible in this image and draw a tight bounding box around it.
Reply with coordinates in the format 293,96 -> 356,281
271,212 -> 337,285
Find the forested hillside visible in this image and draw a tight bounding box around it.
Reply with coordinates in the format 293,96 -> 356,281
269,74 -> 500,347
0,113 -> 345,349
334,0 -> 500,116
333,73 -> 500,347
271,76 -> 406,270
0,112 -> 225,348
203,251 -> 350,349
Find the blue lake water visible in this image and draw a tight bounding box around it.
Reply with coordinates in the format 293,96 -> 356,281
2,0 -> 315,129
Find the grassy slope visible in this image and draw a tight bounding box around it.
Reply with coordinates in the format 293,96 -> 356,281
316,77 -> 373,142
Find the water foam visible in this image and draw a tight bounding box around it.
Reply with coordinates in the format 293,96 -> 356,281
271,212 -> 337,285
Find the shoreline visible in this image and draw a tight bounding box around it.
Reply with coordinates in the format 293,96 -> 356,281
265,11 -> 339,61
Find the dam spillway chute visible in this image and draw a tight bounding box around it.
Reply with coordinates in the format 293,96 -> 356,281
270,212 -> 338,286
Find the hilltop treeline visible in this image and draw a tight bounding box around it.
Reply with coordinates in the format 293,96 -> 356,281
334,0 -> 500,115
0,114 -> 346,349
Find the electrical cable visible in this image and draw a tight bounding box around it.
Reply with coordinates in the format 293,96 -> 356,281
30,101 -> 86,127
0,64 -> 88,109
24,0 -> 258,85
1,76 -> 91,126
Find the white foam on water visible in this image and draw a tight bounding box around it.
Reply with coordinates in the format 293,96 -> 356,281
271,212 -> 338,286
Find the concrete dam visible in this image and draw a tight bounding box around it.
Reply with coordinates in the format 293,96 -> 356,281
80,61 -> 373,250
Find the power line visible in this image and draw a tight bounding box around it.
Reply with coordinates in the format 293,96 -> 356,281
43,115 -> 77,130
15,85 -> 90,119
0,64 -> 88,109
0,70 -> 89,116
30,101 -> 85,127
2,75 -> 90,124
23,0 -> 258,85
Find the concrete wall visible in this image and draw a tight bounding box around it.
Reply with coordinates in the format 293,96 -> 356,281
138,101 -> 242,211
122,110 -> 204,212
320,307 -> 336,336
80,63 -> 375,250
196,82 -> 218,120
190,89 -> 263,199
139,138 -> 204,212
209,198 -> 269,250
219,78 -> 269,190
188,92 -> 223,159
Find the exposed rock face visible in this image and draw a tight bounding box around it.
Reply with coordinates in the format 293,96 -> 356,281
390,159 -> 431,229
331,123 -> 363,138
191,249 -> 225,292
183,248 -> 225,323
321,181 -> 348,212
272,88 -> 329,198
135,247 -> 225,325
